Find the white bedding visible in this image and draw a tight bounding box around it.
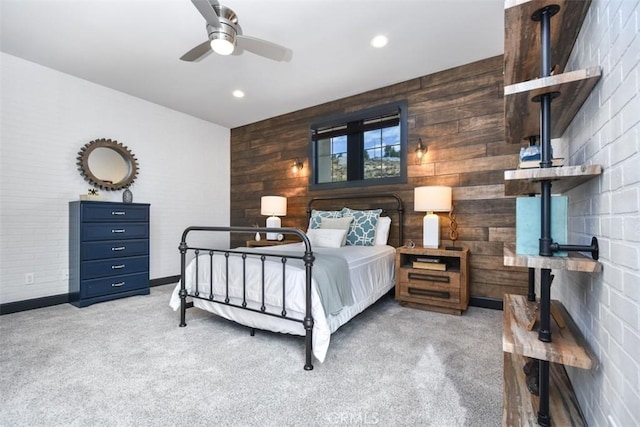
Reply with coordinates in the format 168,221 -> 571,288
169,243 -> 395,363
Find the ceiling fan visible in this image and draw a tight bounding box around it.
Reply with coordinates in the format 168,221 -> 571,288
180,0 -> 292,62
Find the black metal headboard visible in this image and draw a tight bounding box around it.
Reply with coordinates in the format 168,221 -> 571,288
306,193 -> 404,247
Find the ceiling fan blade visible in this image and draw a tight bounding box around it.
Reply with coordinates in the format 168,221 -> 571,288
191,0 -> 221,28
236,35 -> 292,62
180,40 -> 212,62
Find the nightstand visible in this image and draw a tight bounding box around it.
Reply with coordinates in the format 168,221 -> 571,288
246,239 -> 293,248
395,247 -> 470,315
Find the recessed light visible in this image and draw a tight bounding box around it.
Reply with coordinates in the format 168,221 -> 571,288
371,35 -> 388,48
232,90 -> 245,98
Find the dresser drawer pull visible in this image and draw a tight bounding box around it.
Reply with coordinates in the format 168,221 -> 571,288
111,211 -> 126,216
408,272 -> 450,283
111,246 -> 126,251
112,282 -> 125,287
111,229 -> 126,233
408,287 -> 450,299
111,264 -> 125,270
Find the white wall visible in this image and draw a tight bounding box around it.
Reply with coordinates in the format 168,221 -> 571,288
552,1 -> 640,426
0,53 -> 230,304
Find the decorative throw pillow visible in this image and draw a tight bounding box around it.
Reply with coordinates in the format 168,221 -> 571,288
341,207 -> 382,246
374,216 -> 392,246
307,228 -> 347,248
308,209 -> 342,230
320,217 -> 353,246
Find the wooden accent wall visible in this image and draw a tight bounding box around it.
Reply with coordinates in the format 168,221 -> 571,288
230,55 -> 528,301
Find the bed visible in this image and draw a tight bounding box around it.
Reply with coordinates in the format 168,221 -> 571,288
169,193 -> 404,370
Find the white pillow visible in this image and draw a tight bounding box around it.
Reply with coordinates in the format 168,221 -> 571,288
319,217 -> 353,246
374,216 -> 392,245
306,228 -> 347,248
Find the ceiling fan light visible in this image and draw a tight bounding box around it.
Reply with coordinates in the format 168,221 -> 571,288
211,38 -> 234,55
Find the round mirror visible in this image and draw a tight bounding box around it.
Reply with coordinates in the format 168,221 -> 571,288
77,138 -> 139,190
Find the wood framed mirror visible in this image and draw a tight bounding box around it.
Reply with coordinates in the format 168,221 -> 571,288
77,138 -> 139,190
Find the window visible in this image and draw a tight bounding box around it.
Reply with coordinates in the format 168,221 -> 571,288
309,100 -> 408,190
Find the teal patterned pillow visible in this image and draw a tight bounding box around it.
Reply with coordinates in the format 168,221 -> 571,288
341,207 -> 382,246
308,209 -> 343,230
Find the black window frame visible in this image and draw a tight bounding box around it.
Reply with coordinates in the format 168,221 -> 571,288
308,100 -> 408,191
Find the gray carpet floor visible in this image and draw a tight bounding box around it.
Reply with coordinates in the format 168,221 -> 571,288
0,284 -> 503,426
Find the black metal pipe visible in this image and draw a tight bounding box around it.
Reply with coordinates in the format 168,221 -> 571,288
537,360 -> 551,426
528,268 -> 536,301
551,236 -> 599,260
179,241 -> 188,327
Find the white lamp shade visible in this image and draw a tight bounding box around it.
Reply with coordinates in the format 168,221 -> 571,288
414,186 -> 452,213
260,196 -> 287,216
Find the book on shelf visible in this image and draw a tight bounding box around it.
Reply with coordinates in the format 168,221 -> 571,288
518,158 -> 564,169
412,261 -> 446,271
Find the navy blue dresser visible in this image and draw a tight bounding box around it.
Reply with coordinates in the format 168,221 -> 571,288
69,201 -> 150,307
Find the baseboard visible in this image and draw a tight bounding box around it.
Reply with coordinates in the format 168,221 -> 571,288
1,275 -> 180,315
469,296 -> 503,311
0,293 -> 69,315
150,275 -> 180,287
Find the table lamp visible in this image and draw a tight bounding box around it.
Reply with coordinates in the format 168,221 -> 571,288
260,196 -> 287,240
414,186 -> 452,248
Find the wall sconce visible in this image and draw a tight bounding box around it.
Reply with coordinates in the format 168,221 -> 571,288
415,138 -> 427,164
291,158 -> 304,173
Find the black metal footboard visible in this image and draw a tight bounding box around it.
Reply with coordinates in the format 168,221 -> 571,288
178,226 -> 315,370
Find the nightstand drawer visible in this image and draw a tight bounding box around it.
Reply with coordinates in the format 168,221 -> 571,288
398,269 -> 461,289
397,281 -> 461,304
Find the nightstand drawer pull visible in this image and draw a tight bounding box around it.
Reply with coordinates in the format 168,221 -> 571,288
408,272 -> 450,283
111,264 -> 125,269
111,246 -> 126,251
111,211 -> 126,216
111,229 -> 126,233
111,281 -> 125,287
408,287 -> 450,299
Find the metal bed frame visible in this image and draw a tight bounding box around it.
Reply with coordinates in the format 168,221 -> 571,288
177,193 -> 403,370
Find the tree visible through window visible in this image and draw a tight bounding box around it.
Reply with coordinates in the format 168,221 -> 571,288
309,101 -> 407,190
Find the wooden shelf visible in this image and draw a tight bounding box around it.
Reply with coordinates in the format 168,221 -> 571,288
505,67 -> 601,144
503,352 -> 587,426
504,244 -> 602,273
503,294 -> 597,369
504,0 -> 591,86
504,164 -> 602,195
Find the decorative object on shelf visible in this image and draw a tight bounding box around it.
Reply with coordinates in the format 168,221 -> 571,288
260,196 -> 287,240
291,158 -> 304,174
79,187 -> 105,201
77,138 -> 139,191
255,232 -> 261,241
122,187 -> 133,203
414,138 -> 427,164
446,204 -> 462,251
414,186 -> 451,248
516,196 -> 568,256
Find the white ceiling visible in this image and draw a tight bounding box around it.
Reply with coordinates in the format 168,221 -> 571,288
0,0 -> 505,129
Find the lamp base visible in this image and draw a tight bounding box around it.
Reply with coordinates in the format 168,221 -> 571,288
423,213 -> 440,249
265,216 -> 281,240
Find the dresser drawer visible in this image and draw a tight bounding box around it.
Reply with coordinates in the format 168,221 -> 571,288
81,222 -> 149,241
81,239 -> 149,260
82,256 -> 149,280
81,272 -> 149,298
82,203 -> 149,222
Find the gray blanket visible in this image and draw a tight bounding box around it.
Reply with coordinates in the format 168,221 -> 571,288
238,248 -> 353,315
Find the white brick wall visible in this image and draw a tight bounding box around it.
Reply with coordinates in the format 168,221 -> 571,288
552,1 -> 640,426
0,53 -> 230,304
